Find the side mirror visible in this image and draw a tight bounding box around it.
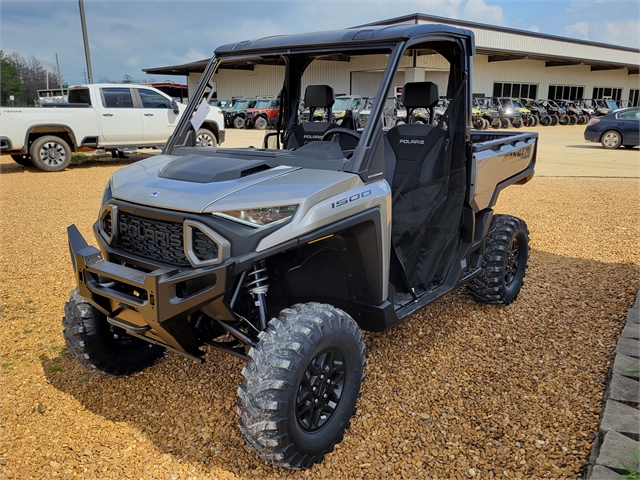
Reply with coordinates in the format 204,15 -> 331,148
171,99 -> 180,114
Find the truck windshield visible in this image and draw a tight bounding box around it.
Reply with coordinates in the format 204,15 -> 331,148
68,88 -> 91,105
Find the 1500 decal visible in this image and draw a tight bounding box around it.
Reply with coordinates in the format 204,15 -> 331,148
331,190 -> 371,208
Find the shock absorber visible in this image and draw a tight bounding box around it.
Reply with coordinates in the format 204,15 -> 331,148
246,261 -> 269,330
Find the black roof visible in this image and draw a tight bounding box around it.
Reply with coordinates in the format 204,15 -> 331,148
213,23 -> 474,56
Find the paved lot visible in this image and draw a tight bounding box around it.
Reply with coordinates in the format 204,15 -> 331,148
0,126 -> 638,479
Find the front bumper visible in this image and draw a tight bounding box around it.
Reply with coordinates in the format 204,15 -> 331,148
67,224 -> 230,356
218,129 -> 225,145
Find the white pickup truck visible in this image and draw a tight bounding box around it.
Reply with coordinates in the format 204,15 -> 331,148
0,83 -> 225,172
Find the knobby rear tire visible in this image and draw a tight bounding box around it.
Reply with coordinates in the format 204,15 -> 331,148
237,303 -> 365,470
467,215 -> 530,306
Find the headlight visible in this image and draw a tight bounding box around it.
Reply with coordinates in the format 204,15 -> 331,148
505,108 -> 514,114
212,205 -> 298,228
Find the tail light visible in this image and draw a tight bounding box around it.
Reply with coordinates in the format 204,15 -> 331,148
588,118 -> 600,126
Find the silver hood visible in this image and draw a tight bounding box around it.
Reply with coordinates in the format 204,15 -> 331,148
110,153 -> 359,214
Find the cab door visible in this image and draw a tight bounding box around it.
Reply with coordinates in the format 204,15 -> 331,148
99,87 -> 144,143
136,88 -> 179,144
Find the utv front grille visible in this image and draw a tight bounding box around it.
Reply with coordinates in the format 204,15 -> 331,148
116,213 -> 191,267
192,229 -> 218,262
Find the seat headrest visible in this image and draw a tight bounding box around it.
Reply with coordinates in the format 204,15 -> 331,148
305,85 -> 335,109
401,82 -> 439,109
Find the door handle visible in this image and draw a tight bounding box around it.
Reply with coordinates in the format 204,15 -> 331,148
102,113 -> 113,117
144,113 -> 154,117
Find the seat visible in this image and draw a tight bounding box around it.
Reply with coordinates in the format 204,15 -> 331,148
384,81 -> 442,194
285,85 -> 339,149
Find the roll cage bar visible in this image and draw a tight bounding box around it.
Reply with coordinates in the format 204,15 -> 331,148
165,27 -> 472,182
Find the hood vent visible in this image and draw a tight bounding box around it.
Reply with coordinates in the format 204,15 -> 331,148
158,154 -> 273,183
240,164 -> 272,177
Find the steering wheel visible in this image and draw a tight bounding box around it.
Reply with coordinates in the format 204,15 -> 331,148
321,127 -> 362,142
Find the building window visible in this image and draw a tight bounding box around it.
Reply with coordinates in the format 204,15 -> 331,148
548,85 -> 585,101
593,87 -> 622,101
493,82 -> 538,99
629,89 -> 639,107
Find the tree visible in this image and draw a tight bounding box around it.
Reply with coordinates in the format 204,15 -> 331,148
0,51 -> 23,106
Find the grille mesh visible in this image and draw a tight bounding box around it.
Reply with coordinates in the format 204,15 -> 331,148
193,230 -> 218,261
117,213 -> 190,266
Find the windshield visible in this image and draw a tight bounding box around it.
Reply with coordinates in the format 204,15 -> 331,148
167,39 -> 454,170
333,97 -> 352,111
253,100 -> 271,109
605,99 -> 618,109
232,100 -> 247,110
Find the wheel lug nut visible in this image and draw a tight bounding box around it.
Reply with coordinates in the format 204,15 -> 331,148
327,379 -> 331,384
320,375 -> 324,380
323,394 -> 327,398
312,386 -> 316,392
314,399 -> 318,404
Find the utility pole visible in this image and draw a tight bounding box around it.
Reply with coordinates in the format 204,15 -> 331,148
55,53 -> 64,91
78,0 -> 94,83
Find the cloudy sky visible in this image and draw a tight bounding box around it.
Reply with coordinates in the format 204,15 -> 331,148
1,0 -> 638,86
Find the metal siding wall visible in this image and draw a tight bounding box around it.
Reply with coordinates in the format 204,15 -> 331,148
213,65 -> 285,99
473,54 -> 638,99
418,19 -> 639,66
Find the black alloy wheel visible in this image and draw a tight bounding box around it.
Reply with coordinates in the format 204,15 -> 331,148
296,347 -> 346,432
237,303 -> 365,470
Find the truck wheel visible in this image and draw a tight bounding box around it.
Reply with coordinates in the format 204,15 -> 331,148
233,116 -> 245,129
512,117 -> 523,128
62,289 -> 165,376
238,303 -> 365,470
29,135 -> 71,172
195,128 -> 217,147
254,116 -> 268,130
568,115 -> 577,125
467,214 -> 529,306
601,130 -> 622,149
11,154 -> 33,167
500,117 -> 511,128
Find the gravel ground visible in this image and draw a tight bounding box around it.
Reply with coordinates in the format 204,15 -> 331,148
0,154 -> 638,479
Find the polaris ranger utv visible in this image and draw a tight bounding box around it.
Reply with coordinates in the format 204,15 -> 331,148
64,24 -> 537,470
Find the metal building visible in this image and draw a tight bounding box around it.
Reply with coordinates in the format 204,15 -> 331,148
143,13 -> 640,106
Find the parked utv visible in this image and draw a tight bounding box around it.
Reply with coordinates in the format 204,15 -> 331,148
245,98 -> 281,130
63,24 -> 537,471
491,97 -> 525,128
331,95 -> 366,126
474,97 -> 501,129
224,98 -> 258,129
540,100 -> 567,126
521,99 -> 552,127
357,97 -> 398,129
558,100 -> 583,125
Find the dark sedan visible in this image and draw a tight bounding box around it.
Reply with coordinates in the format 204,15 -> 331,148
584,107 -> 639,149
